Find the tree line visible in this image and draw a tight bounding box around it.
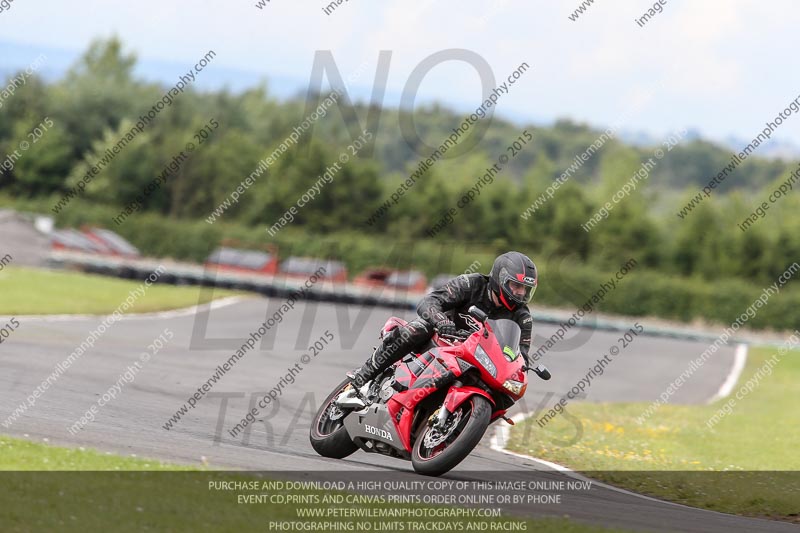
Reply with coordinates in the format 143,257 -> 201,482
1,37 -> 799,290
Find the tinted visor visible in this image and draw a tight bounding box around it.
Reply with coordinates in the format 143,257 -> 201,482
500,273 -> 537,305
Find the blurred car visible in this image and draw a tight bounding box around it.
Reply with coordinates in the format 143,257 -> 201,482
205,247 -> 278,274
353,267 -> 393,288
82,227 -> 140,257
354,268 -> 427,292
385,270 -> 427,292
279,256 -> 348,282
51,228 -> 112,254
51,227 -> 141,257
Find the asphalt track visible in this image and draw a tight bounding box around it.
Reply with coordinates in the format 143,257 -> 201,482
1,296 -> 797,532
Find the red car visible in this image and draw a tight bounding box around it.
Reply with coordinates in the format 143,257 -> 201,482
354,268 -> 427,292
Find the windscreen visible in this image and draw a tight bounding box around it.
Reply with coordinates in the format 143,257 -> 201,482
488,319 -> 521,355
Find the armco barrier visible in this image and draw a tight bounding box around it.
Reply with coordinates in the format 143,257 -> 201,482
48,250 -> 785,347
48,250 -> 420,310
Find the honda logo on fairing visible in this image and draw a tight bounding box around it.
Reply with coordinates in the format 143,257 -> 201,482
365,424 -> 393,441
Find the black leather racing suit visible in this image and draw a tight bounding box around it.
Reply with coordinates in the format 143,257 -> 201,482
352,273 -> 533,386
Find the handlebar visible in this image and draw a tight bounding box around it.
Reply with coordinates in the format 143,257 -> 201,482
437,328 -> 552,380
436,329 -> 475,340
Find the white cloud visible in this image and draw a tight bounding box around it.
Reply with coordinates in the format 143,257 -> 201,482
2,0 -> 800,143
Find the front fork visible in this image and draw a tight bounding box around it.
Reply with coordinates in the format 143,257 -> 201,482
431,406 -> 452,432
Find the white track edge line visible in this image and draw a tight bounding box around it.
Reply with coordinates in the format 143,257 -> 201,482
488,411 -> 765,518
6,295 -> 249,322
489,413 -> 688,507
705,343 -> 748,404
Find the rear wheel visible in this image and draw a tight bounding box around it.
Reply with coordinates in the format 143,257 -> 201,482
411,395 -> 491,476
309,378 -> 358,458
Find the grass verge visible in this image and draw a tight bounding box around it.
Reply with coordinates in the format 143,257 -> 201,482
0,436 -> 635,532
0,267 -> 241,315
507,346 -> 800,521
0,435 -> 192,471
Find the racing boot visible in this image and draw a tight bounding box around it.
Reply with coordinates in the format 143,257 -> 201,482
337,328 -> 414,408
335,344 -> 391,409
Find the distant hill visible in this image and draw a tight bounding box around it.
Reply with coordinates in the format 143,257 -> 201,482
3,39 -> 799,169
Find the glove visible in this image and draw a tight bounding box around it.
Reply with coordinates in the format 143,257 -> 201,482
434,314 -> 457,336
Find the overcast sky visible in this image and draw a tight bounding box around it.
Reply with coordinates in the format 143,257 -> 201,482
2,0 -> 799,145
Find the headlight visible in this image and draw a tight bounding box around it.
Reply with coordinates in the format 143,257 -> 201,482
473,345 -> 497,378
502,379 -> 526,396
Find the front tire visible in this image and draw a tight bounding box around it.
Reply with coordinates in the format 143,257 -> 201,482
309,378 -> 358,459
411,395 -> 491,476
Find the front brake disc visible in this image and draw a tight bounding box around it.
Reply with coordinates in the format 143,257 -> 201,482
423,409 -> 463,448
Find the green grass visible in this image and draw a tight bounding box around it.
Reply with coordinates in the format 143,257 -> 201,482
0,436 -> 635,533
0,435 -> 192,471
0,267 -> 241,315
508,347 -> 800,521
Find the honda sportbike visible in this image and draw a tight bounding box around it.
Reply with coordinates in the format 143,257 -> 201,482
310,306 -> 550,476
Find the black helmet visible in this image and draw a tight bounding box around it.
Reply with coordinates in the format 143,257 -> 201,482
489,251 -> 538,310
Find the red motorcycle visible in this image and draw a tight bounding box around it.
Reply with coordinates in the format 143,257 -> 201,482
310,306 -> 551,476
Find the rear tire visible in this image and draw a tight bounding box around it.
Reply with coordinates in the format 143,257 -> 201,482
309,378 -> 359,459
411,395 -> 491,476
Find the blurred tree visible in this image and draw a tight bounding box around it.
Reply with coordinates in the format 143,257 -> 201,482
6,119 -> 72,196
2,36 -> 800,290
736,225 -> 770,281
171,128 -> 264,218
52,36 -> 141,157
550,182 -> 593,261
0,74 -> 50,140
672,199 -> 722,278
65,119 -> 156,204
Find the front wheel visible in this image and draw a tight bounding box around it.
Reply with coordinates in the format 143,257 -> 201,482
309,378 -> 358,459
411,395 -> 491,476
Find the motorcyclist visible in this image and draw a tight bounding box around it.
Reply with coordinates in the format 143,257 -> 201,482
346,251 -> 539,396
